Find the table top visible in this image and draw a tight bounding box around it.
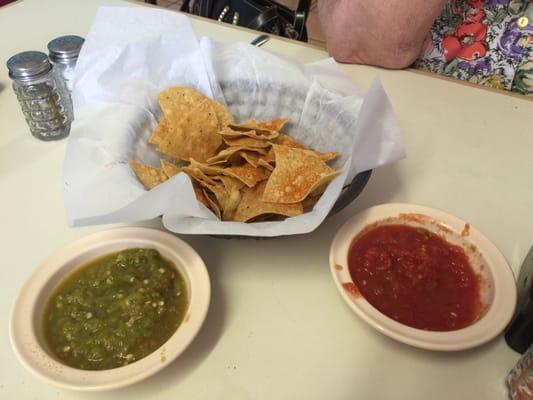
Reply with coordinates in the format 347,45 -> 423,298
1,1 -> 532,399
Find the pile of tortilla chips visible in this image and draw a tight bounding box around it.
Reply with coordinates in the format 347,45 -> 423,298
130,87 -> 340,222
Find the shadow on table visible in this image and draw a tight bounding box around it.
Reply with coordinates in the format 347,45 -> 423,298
372,316 -> 506,360
346,163 -> 406,211
0,82 -> 5,94
312,163 -> 405,240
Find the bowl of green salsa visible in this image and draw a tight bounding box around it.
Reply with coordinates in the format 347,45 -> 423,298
10,227 -> 210,391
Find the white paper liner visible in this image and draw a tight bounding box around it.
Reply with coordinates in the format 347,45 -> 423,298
63,7 -> 405,237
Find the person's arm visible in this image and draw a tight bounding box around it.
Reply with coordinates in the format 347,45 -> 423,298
318,0 -> 447,68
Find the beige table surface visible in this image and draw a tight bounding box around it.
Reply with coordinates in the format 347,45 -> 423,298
1,0 -> 533,399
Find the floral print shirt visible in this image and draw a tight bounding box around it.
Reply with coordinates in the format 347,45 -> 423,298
414,0 -> 533,95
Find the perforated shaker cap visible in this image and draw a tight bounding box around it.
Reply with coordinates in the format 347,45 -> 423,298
47,35 -> 84,63
6,51 -> 52,80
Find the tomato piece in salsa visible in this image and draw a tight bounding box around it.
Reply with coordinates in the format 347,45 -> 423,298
347,224 -> 481,331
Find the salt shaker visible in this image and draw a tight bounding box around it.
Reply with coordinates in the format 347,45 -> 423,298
7,51 -> 73,141
47,35 -> 84,92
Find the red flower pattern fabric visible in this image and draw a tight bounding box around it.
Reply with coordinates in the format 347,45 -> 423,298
414,0 -> 533,95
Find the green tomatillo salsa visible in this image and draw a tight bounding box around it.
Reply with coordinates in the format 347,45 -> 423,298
43,248 -> 188,370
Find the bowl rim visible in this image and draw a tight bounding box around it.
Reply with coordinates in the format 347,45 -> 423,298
329,203 -> 517,351
9,227 -> 211,391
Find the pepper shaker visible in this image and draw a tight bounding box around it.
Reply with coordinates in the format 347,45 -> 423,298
7,51 -> 73,141
47,35 -> 84,92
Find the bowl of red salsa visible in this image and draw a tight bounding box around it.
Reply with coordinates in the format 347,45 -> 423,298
329,203 -> 517,351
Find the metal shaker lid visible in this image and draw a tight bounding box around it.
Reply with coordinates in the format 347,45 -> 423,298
47,35 -> 84,63
6,51 -> 52,80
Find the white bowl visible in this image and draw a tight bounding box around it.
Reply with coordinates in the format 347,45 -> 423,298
9,227 -> 210,391
329,203 -> 517,351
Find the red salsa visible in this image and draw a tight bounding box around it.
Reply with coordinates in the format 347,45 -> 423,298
347,224 -> 481,331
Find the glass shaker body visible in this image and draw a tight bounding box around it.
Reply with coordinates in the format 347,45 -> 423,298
50,61 -> 76,92
47,35 -> 84,93
7,51 -> 73,141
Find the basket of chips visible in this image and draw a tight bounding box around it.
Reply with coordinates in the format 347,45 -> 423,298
128,85 -> 371,225
64,9 -> 403,237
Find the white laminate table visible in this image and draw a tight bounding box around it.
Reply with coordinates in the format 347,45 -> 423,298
1,1 -> 532,399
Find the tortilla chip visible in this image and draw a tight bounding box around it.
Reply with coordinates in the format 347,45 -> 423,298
184,161 -> 243,219
224,165 -> 269,188
160,159 -> 183,178
183,163 -> 219,187
208,181 -> 238,219
154,87 -> 230,155
316,151 -> 340,163
189,158 -> 239,179
218,126 -> 257,139
209,99 -> 234,128
228,119 -> 257,129
258,118 -> 289,132
204,158 -> 227,166
263,147 -> 276,164
302,195 -> 321,212
149,119 -> 171,147
212,175 -> 245,220
191,180 -> 210,208
129,161 -> 168,190
299,149 -> 340,163
206,181 -> 239,220
233,181 -> 303,222
271,135 -> 339,163
239,151 -> 260,168
262,144 -> 338,204
158,86 -> 207,116
227,121 -> 279,140
156,99 -> 222,162
217,175 -> 246,192
221,190 -> 241,220
273,134 -> 305,149
202,188 -> 222,220
223,135 -> 271,148
206,145 -> 266,165
189,158 -> 267,188
257,157 -> 274,171
308,171 -> 341,196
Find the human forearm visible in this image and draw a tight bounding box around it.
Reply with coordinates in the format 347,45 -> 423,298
318,0 -> 447,68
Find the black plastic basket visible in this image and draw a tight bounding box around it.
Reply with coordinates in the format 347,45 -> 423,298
328,169 -> 371,217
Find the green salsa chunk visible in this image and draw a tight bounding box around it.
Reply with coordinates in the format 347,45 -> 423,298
43,248 -> 188,370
